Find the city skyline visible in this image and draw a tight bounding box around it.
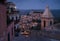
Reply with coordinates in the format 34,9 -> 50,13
7,0 -> 60,10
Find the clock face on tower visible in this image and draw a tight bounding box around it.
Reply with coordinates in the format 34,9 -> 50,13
0,0 -> 6,4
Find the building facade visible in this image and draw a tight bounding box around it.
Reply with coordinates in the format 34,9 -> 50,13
0,1 -> 20,41
6,2 -> 20,41
0,0 -> 7,41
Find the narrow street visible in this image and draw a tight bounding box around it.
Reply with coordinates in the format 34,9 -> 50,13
13,30 -> 60,41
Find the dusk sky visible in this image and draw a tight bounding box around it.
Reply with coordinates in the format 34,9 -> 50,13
7,0 -> 60,10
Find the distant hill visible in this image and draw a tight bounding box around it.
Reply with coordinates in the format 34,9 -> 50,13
19,9 -> 60,19
51,10 -> 60,19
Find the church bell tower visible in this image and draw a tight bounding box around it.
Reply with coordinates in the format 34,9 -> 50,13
41,5 -> 54,30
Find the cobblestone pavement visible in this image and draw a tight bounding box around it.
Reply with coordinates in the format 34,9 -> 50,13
13,30 -> 60,41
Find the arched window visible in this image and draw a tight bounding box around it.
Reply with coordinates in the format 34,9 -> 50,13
12,28 -> 13,35
50,21 -> 52,25
44,21 -> 46,27
16,16 -> 17,20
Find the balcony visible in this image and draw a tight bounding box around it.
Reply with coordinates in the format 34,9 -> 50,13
7,15 -> 13,26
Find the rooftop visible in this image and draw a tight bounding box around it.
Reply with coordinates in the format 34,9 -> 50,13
41,5 -> 54,18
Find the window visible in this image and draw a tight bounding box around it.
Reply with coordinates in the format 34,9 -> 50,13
12,28 -> 13,35
44,21 -> 46,27
50,21 -> 52,25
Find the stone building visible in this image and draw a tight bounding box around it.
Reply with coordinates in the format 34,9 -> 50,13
0,1 -> 20,41
41,5 -> 54,30
6,2 -> 20,41
0,0 -> 7,41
